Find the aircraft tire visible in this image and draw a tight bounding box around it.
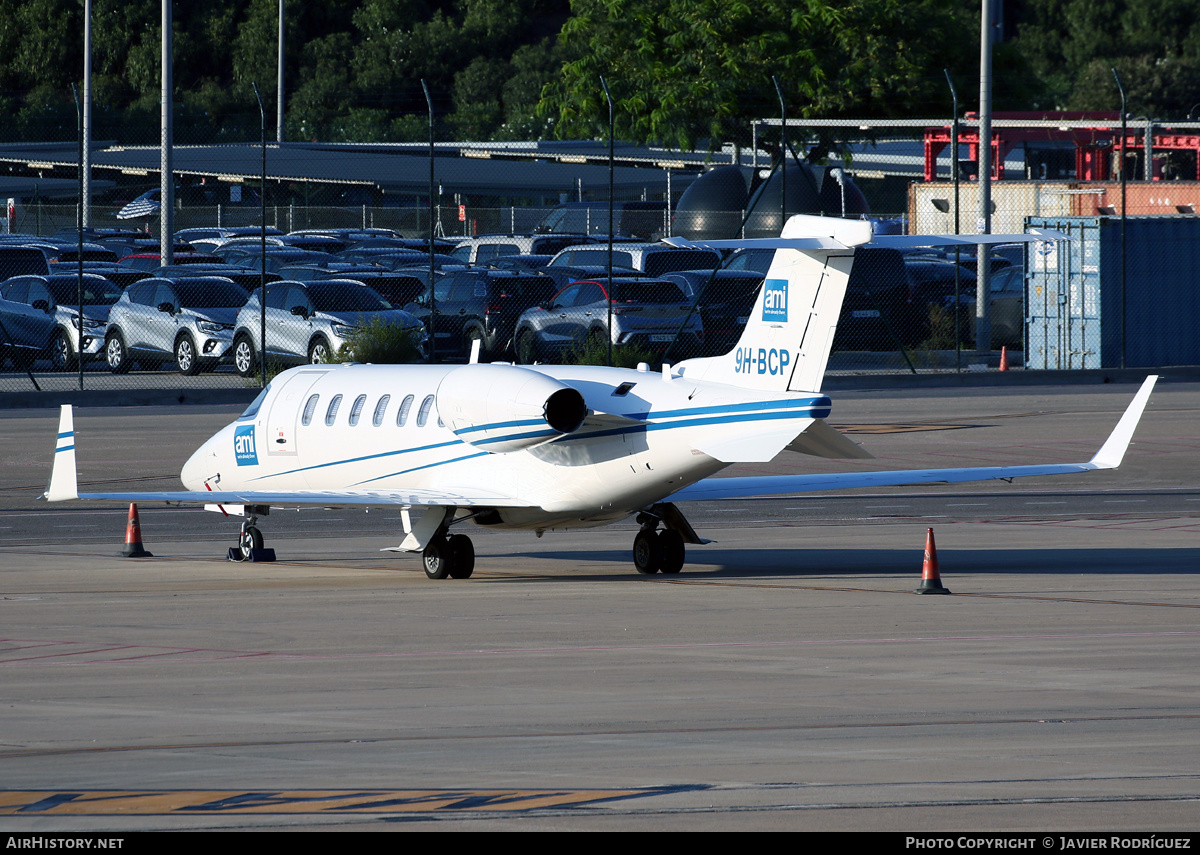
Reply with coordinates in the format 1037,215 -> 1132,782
633,529 -> 661,574
447,534 -> 475,579
423,537 -> 452,580
238,525 -> 264,560
657,529 -> 685,574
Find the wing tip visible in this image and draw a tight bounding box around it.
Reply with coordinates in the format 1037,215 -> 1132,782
1089,375 -> 1158,469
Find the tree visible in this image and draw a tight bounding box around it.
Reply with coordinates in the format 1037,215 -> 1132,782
1010,0 -> 1200,116
540,0 -> 974,149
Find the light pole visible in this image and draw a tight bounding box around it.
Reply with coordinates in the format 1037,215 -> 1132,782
253,82 -> 267,387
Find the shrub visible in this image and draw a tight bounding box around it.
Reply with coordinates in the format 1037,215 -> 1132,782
326,316 -> 425,364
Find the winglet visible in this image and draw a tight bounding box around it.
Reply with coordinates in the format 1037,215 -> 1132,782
45,404 -> 79,501
1089,375 -> 1158,469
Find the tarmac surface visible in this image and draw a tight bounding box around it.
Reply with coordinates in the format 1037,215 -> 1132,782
0,379 -> 1198,830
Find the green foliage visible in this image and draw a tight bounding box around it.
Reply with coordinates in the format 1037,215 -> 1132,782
6,0 -> 1200,149
1010,0 -> 1200,116
541,0 -> 972,149
328,317 -> 426,364
564,332 -> 659,369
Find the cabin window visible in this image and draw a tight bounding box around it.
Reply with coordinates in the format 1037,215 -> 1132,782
325,394 -> 343,426
348,394 -> 367,426
301,394 -> 319,426
416,395 -> 435,427
396,394 -> 414,426
373,395 -> 390,427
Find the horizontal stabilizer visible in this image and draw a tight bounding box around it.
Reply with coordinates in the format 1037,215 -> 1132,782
691,420 -> 814,463
786,419 -> 874,460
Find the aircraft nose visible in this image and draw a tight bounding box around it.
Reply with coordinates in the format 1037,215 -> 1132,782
181,430 -> 225,490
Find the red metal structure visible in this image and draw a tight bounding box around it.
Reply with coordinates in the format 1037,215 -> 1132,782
923,112 -> 1200,182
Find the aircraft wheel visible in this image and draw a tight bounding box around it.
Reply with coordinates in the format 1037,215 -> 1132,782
105,332 -> 131,374
632,529 -> 661,574
233,336 -> 257,377
447,533 -> 475,579
238,525 -> 264,561
175,335 -> 200,376
657,529 -> 685,574
423,536 -> 452,580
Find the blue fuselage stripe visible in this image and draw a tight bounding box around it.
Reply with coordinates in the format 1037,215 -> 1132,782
245,397 -> 830,485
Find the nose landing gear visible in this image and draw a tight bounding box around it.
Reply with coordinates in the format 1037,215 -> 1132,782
227,509 -> 276,562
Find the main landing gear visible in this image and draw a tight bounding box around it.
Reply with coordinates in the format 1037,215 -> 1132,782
633,506 -> 691,574
422,532 -> 475,579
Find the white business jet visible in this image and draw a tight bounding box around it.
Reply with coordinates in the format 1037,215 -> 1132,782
45,214 -> 1157,579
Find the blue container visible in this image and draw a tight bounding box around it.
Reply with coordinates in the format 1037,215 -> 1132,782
1027,216 -> 1200,369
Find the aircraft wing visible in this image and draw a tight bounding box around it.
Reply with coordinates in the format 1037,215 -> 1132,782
670,376 -> 1157,502
64,488 -> 536,508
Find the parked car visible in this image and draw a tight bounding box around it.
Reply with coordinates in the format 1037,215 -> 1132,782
310,268 -> 428,309
547,242 -> 721,277
103,276 -> 250,374
954,265 -> 1024,349
0,273 -> 121,370
48,261 -> 152,290
119,252 -> 213,271
513,277 -> 702,364
152,263 -> 282,292
449,234 -> 591,264
230,279 -> 427,375
719,248 -> 776,275
660,270 -> 763,356
836,248 -> 919,351
404,268 -> 559,359
534,202 -> 669,239
0,245 -> 52,280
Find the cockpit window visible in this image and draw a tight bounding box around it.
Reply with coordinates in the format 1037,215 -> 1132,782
239,384 -> 271,420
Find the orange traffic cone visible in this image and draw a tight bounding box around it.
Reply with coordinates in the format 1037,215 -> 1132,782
914,528 -> 950,594
121,503 -> 153,558
999,346 -> 1009,372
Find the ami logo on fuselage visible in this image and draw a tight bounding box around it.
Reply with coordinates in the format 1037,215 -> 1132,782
234,425 -> 258,466
762,279 -> 787,322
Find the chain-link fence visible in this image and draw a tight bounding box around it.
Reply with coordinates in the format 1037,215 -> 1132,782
3,113 -> 1199,394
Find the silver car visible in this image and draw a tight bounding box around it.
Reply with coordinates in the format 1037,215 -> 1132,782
0,273 -> 121,370
513,277 -> 703,364
230,279 -> 427,375
104,276 -> 248,374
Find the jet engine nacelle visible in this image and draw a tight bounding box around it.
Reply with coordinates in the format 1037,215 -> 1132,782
436,364 -> 588,453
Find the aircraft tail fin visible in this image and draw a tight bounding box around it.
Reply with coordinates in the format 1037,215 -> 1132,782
673,216 -> 864,394
669,214 -> 1072,395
